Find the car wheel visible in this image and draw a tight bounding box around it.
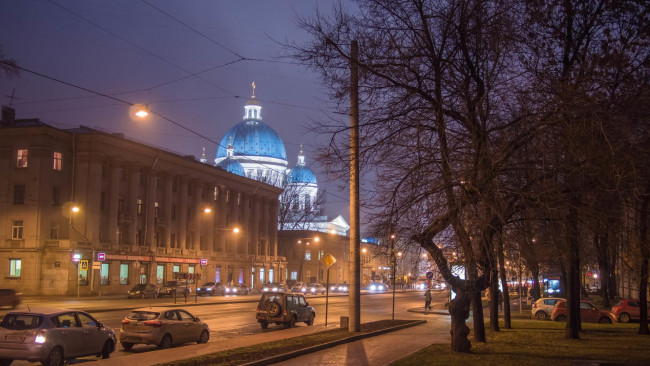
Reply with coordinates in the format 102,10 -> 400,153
101,340 -> 113,359
306,313 -> 314,326
122,342 -> 134,351
267,301 -> 282,317
619,313 -> 631,323
42,346 -> 63,366
159,334 -> 173,349
260,322 -> 269,329
535,311 -> 547,320
0,359 -> 13,366
599,317 -> 612,324
555,315 -> 566,322
198,330 -> 209,344
287,315 -> 296,328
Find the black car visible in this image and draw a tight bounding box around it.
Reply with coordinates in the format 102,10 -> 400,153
158,281 -> 191,297
197,282 -> 225,296
256,292 -> 315,328
127,284 -> 159,299
225,283 -> 250,295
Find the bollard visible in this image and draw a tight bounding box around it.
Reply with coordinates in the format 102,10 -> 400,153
340,316 -> 349,331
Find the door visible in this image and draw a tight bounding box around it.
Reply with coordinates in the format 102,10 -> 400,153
54,312 -> 83,357
161,310 -> 182,345
76,312 -> 105,355
579,302 -> 598,322
178,310 -> 200,343
298,296 -> 309,321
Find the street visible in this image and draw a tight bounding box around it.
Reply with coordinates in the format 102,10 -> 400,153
5,290 -> 450,365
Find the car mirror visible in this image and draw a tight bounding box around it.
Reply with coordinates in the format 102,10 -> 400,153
194,317 -> 200,322
96,322 -> 103,328
305,302 -> 309,306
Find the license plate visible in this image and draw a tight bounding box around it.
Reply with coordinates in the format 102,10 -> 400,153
5,335 -> 25,343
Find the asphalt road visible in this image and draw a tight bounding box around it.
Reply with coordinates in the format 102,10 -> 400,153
6,290 -> 449,365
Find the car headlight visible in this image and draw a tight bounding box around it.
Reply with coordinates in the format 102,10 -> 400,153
225,288 -> 230,292
311,288 -> 316,292
301,287 -> 306,292
263,287 -> 269,292
233,288 -> 238,293
272,287 -> 278,292
370,285 -> 376,291
378,285 -> 384,290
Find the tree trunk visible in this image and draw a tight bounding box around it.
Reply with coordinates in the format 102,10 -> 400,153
531,268 -> 541,301
499,236 -> 511,328
471,284 -> 486,342
490,267 -> 500,331
565,206 -> 581,339
449,291 -> 472,352
639,190 -> 649,335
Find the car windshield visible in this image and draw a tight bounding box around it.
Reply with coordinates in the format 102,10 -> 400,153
259,293 -> 283,306
127,311 -> 160,321
0,314 -> 43,330
164,281 -> 177,287
131,284 -> 146,290
202,282 -> 215,287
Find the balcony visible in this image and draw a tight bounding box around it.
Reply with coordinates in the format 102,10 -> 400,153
6,239 -> 24,248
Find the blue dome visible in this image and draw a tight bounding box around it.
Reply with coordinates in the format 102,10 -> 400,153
289,165 -> 317,184
216,120 -> 287,160
216,158 -> 245,177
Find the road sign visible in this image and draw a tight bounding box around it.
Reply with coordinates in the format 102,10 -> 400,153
426,271 -> 433,279
321,253 -> 337,268
200,258 -> 207,266
92,262 -> 101,269
97,252 -> 105,261
72,253 -> 81,262
80,260 -> 88,270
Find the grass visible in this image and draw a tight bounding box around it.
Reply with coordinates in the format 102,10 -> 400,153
156,319 -> 414,366
392,320 -> 650,366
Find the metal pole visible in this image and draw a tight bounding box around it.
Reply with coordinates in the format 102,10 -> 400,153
518,253 -> 522,314
77,264 -> 80,299
349,39 -> 361,332
325,267 -> 330,326
391,235 -> 396,321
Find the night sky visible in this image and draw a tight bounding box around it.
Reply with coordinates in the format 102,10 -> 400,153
0,0 -> 354,222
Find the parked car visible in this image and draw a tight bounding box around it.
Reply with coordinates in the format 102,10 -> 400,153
306,283 -> 326,295
290,282 -> 307,293
531,297 -> 565,320
367,282 -> 387,292
0,308 -> 116,365
225,283 -> 250,295
0,289 -> 21,309
197,282 -> 225,296
120,307 -> 209,350
158,280 -> 191,298
127,284 -> 159,299
329,283 -> 349,293
611,299 -> 650,323
256,292 -> 315,329
262,283 -> 288,293
551,300 -> 615,323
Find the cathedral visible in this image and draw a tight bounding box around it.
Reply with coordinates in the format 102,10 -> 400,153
210,84 -> 349,236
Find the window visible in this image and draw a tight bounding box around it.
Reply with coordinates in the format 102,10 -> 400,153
16,149 -> 28,168
215,267 -> 221,283
170,234 -> 176,247
172,177 -> 178,192
269,268 -> 274,283
119,168 -> 125,181
119,264 -> 129,285
156,265 -> 164,284
173,265 -> 180,273
154,202 -> 159,217
188,266 -> 195,284
239,267 -> 244,284
290,271 -> 297,280
100,263 -> 109,285
100,192 -> 106,211
137,199 -> 143,215
50,223 -> 59,239
156,177 -> 161,189
52,186 -> 61,206
53,152 -> 62,171
213,186 -> 218,201
118,198 -> 124,213
12,221 -> 23,239
9,259 -> 21,277
13,185 -> 25,205
77,312 -> 97,327
79,265 -> 88,285
137,230 -> 143,245
305,250 -> 311,261
171,205 -> 176,220
260,268 -> 265,283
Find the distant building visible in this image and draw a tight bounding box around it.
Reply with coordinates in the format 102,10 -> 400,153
0,111 -> 284,296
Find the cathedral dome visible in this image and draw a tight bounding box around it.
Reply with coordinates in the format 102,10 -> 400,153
216,157 -> 245,177
215,120 -> 287,160
288,165 -> 317,184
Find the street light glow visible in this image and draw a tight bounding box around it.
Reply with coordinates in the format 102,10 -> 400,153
203,208 -> 212,213
362,248 -> 367,253
233,227 -> 240,234
71,206 -> 80,213
314,237 -> 319,242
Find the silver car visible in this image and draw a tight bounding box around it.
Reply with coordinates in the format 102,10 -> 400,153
0,308 -> 116,366
120,307 -> 209,350
531,297 -> 565,320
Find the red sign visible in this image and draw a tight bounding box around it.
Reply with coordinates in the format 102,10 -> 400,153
105,254 -> 151,261
154,257 -> 200,264
200,258 -> 207,265
97,252 -> 105,261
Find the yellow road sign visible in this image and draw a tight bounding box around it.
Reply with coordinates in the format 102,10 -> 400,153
321,254 -> 337,268
80,260 -> 88,270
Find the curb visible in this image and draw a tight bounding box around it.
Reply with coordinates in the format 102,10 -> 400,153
241,319 -> 427,366
407,308 -> 450,316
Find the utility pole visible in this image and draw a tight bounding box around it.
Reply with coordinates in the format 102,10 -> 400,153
391,234 -> 396,321
349,39 -> 361,332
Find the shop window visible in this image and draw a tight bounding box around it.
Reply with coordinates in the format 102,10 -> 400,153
305,250 -> 311,261
215,267 -> 221,283
79,267 -> 88,285
13,185 -> 25,205
239,267 -> 244,284
188,266 -> 195,284
9,259 -> 21,277
156,265 -> 164,284
16,149 -> 28,168
100,263 -> 109,285
12,221 -> 23,239
290,271 -> 297,280
173,265 -> 180,273
260,268 -> 265,283
53,152 -> 62,171
119,264 -> 129,285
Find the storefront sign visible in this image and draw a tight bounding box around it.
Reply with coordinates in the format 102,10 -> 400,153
154,256 -> 200,264
105,254 -> 151,261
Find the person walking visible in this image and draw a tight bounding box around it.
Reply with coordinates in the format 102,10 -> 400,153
424,288 -> 432,311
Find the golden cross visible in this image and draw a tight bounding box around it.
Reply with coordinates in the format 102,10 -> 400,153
251,82 -> 256,97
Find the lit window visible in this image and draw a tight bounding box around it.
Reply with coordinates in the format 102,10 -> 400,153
290,271 -> 297,280
100,263 -> 109,285
53,152 -> 62,171
173,265 -> 180,273
16,149 -> 28,168
137,199 -> 143,215
119,264 -> 129,285
154,202 -> 159,217
305,250 -> 311,261
156,265 -> 164,284
9,259 -> 21,277
12,221 -> 23,239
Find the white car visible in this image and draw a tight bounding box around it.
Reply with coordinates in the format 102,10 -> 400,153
531,297 -> 565,320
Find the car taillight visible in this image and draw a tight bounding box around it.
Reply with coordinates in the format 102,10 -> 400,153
121,319 -> 130,325
256,307 -> 260,313
532,303 -> 537,309
144,321 -> 163,328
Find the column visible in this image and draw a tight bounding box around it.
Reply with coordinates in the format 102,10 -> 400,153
205,184 -> 215,253
240,193 -> 250,257
260,199 -> 269,256
229,189 -> 239,254
127,166 -> 139,245
87,159 -> 103,243
146,171 -> 157,249
107,159 -> 120,244
192,183 -> 203,251
178,178 -> 188,250
163,174 -> 173,249
251,198 -> 261,257
270,200 -> 278,257
217,186 -> 227,252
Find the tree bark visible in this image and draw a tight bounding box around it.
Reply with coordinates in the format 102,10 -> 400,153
531,268 -> 541,301
490,266 -> 500,331
498,235 -> 511,328
450,290 -> 472,352
565,206 -> 581,339
639,187 -> 649,335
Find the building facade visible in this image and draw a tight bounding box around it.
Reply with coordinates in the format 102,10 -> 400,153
0,115 -> 284,296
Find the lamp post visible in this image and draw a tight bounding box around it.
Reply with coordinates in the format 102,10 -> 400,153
390,234 -> 396,321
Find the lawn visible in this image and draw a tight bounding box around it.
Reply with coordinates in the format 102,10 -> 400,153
392,320 -> 650,366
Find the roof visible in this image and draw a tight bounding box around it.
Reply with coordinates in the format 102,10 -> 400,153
216,120 -> 287,161
216,157 -> 246,177
288,165 -> 317,184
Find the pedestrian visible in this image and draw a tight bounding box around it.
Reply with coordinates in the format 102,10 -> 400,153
497,290 -> 503,311
424,289 -> 432,311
